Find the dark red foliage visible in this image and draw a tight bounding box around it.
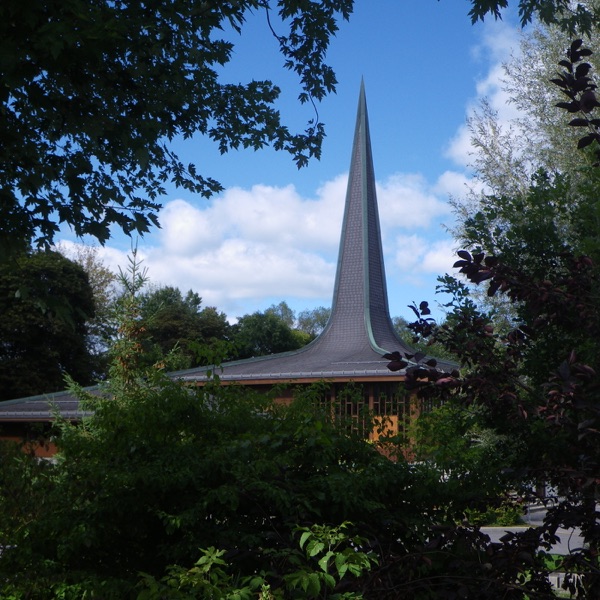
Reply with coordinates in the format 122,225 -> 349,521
381,39 -> 600,596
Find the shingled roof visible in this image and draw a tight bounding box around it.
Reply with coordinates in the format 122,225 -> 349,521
0,388 -> 96,422
177,82 -> 415,385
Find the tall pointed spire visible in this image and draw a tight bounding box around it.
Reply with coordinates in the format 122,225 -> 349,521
323,80 -> 401,356
180,81 -> 414,380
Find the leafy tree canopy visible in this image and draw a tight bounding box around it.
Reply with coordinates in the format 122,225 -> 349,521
383,43 -> 600,591
232,310 -> 305,359
3,0 -> 587,262
0,0 -> 353,259
0,250 -> 99,400
449,35 -> 600,376
392,314 -> 458,362
464,0 -> 600,32
297,305 -> 331,337
449,8 -> 600,326
57,243 -> 119,358
0,271 -> 543,597
137,284 -> 231,369
265,300 -> 296,328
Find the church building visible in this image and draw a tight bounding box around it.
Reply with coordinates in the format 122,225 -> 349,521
0,84 -> 452,454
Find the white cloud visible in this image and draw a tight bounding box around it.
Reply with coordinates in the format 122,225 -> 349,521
382,234 -> 457,318
127,180 -> 347,317
94,245 -> 131,275
143,171 -> 454,316
377,173 -> 451,233
57,239 -> 130,279
393,234 -> 427,273
145,238 -> 334,309
421,239 -> 457,274
159,199 -> 224,255
433,170 -> 473,198
446,20 -> 523,168
470,19 -> 520,63
445,123 -> 473,169
159,179 -> 346,260
59,169 -> 458,320
392,235 -> 455,277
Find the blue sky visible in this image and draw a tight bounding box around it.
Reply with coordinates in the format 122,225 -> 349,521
61,1 -> 523,323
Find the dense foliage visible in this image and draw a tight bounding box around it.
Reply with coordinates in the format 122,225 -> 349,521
0,250 -> 99,400
3,2 -> 600,598
0,253 -> 337,397
0,263 -> 512,599
297,305 -> 331,337
464,0 -> 600,32
383,39 -> 600,597
60,244 -> 119,356
449,2 -> 600,328
0,257 -> 565,599
0,0 -> 353,259
137,285 -> 232,369
0,356 -> 553,598
231,310 -> 306,360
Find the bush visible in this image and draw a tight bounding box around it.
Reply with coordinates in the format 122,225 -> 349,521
463,502 -> 525,527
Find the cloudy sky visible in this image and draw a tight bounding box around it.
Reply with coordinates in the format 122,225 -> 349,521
60,1 -> 524,323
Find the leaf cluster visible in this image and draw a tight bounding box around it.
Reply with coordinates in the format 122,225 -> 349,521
465,0 -> 599,33
0,250 -> 100,400
0,260 -> 571,598
387,241 -> 600,594
378,24 -> 600,600
230,310 -> 305,360
136,285 -> 232,370
553,39 -> 600,157
0,0 -> 353,257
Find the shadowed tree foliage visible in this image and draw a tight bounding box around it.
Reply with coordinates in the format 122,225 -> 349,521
0,264 -> 558,598
450,38 -> 600,381
231,310 -> 305,360
449,4 -> 600,327
382,42 -> 600,595
57,244 -> 119,373
0,250 -> 98,400
3,3 -> 600,598
137,285 -> 231,369
0,255 -> 586,598
0,0 -> 353,259
2,0 -> 588,263
391,246 -> 600,595
464,0 -> 599,32
264,302 -> 328,344
392,314 -> 458,363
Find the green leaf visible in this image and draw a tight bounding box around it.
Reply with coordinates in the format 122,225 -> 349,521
317,550 -> 334,572
308,541 -> 324,557
306,573 -> 321,597
335,552 -> 348,576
